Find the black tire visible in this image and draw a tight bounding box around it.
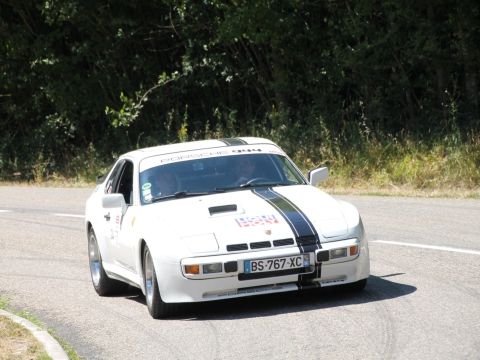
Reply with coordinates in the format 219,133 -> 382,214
143,245 -> 177,319
88,228 -> 127,296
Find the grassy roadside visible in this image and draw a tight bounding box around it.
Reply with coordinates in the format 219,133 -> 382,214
324,186 -> 480,199
292,132 -> 480,199
1,133 -> 479,199
0,298 -> 80,360
0,316 -> 51,360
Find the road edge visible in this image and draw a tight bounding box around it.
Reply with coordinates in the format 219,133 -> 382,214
0,309 -> 69,360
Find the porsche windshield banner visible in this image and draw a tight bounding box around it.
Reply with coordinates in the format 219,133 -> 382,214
139,143 -> 284,172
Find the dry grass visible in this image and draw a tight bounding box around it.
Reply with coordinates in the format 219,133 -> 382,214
295,132 -> 480,198
1,133 -> 479,199
0,316 -> 50,360
0,179 -> 93,188
323,185 -> 480,199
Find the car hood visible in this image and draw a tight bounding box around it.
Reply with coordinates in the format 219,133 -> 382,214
139,185 -> 349,253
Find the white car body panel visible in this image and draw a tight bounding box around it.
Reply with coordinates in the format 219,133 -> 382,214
85,137 -> 370,305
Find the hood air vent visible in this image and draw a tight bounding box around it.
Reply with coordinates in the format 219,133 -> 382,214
273,238 -> 295,247
250,241 -> 271,249
209,204 -> 237,215
227,243 -> 248,252
226,238 -> 297,252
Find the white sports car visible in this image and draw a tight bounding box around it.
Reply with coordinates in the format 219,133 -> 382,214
85,137 -> 370,318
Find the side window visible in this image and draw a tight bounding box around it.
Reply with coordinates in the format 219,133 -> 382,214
116,161 -> 134,205
104,160 -> 124,194
276,156 -> 304,184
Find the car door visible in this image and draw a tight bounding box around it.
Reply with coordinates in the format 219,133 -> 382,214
94,159 -> 125,265
104,160 -> 137,271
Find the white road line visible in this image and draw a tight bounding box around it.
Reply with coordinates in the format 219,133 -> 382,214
372,240 -> 480,256
0,210 -> 12,213
52,213 -> 85,219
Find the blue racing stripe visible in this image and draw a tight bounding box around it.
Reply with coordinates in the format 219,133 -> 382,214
252,188 -> 322,286
252,188 -> 320,245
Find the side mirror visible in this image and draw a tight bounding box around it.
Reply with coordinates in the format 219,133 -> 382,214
308,167 -> 328,187
102,193 -> 127,214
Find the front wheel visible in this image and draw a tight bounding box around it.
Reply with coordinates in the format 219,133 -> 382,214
143,246 -> 178,319
88,228 -> 127,295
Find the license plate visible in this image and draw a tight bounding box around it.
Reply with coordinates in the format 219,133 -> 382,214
244,254 -> 310,274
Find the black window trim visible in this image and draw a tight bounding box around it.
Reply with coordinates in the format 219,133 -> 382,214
116,160 -> 134,206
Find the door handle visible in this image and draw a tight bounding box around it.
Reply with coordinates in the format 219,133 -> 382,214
104,213 -> 111,221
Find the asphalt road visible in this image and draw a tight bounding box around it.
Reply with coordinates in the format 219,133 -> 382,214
0,186 -> 479,359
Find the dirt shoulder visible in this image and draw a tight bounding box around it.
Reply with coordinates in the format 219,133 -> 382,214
0,315 -> 51,360
324,185 -> 480,199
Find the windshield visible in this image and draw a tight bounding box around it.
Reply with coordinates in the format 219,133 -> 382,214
139,153 -> 305,204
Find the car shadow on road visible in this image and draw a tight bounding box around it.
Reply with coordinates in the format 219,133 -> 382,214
123,273 -> 416,321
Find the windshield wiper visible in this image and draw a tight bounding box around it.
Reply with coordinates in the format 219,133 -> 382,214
150,189 -> 228,202
216,182 -> 291,192
215,186 -> 238,192
151,182 -> 293,201
151,191 -> 211,203
239,181 -> 291,188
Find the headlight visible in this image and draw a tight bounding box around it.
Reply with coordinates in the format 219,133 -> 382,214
315,239 -> 360,263
202,263 -> 222,274
328,244 -> 358,259
330,248 -> 347,259
184,262 -> 223,275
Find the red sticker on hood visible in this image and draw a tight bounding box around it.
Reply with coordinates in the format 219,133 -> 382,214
235,214 -> 279,228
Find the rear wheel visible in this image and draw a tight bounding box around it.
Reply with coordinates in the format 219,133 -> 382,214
88,228 -> 127,295
143,245 -> 177,319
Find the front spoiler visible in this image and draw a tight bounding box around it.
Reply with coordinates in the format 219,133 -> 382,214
155,237 -> 370,303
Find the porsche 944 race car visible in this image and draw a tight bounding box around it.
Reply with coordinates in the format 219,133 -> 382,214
85,137 -> 370,318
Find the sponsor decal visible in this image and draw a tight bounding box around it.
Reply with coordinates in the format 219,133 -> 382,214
142,182 -> 152,190
142,187 -> 152,200
231,148 -> 262,153
158,150 -> 229,164
235,214 -> 279,228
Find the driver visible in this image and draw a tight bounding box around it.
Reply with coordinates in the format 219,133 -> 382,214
232,157 -> 256,186
154,171 -> 178,197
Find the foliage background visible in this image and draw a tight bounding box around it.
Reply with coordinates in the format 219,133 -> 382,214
1,0 -> 479,189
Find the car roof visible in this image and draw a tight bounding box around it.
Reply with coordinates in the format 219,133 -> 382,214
121,137 -> 278,161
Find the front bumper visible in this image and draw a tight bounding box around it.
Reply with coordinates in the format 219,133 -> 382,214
156,237 -> 370,303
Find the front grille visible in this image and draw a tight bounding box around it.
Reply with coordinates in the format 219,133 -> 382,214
250,241 -> 271,249
227,243 -> 248,252
273,238 -> 295,247
317,250 -> 329,262
296,235 -> 317,246
224,261 -> 238,273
